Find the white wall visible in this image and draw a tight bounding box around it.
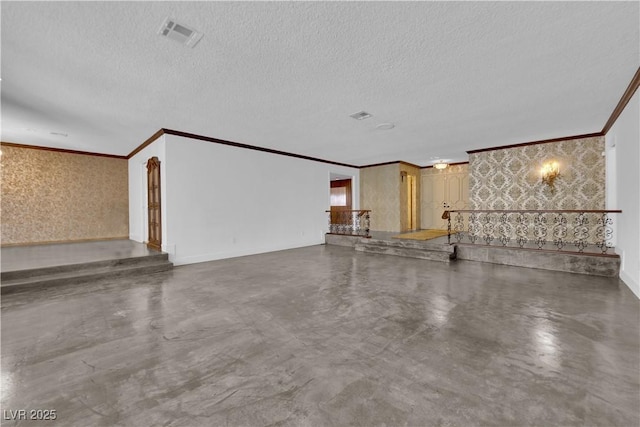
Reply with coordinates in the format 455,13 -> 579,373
128,136 -> 168,245
606,90 -> 640,298
130,134 -> 359,265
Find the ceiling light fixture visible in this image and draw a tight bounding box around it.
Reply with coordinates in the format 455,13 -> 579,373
434,162 -> 449,170
376,123 -> 395,130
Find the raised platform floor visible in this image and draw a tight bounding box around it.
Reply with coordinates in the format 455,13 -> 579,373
326,231 -> 621,277
1,240 -> 173,294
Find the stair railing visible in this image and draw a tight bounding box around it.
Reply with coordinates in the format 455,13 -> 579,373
325,210 -> 371,238
446,209 -> 622,254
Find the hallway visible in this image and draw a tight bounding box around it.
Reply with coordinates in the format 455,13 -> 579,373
1,245 -> 638,426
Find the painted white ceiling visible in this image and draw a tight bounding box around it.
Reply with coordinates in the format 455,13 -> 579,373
1,1 -> 638,166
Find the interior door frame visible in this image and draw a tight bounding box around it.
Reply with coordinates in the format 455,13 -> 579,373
408,174 -> 417,230
141,162 -> 148,243
146,156 -> 162,251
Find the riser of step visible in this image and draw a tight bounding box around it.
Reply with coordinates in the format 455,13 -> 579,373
1,262 -> 173,295
365,238 -> 455,253
356,244 -> 454,262
1,253 -> 169,282
455,245 -> 620,277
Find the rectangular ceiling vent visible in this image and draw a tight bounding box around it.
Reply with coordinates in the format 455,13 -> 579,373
350,111 -> 372,120
158,17 -> 203,48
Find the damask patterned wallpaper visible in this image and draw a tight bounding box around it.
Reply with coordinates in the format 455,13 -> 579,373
360,164 -> 401,232
469,136 -> 605,210
1,145 -> 129,245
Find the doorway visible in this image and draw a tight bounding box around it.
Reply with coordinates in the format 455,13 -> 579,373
407,174 -> 417,231
330,178 -> 352,225
146,156 -> 162,251
420,167 -> 469,230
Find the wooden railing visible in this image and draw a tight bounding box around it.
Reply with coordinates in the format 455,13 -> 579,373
325,210 -> 371,238
446,210 -> 622,254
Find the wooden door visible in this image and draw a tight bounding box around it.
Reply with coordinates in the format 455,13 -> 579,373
146,157 -> 162,251
330,179 -> 352,224
421,168 -> 469,230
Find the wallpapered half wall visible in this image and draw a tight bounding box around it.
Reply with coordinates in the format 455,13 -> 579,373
469,136 -> 605,210
1,145 -> 129,245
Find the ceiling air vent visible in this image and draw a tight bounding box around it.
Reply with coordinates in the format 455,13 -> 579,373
350,111 -> 372,120
158,17 -> 203,48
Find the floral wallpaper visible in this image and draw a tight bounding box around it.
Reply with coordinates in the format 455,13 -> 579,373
1,145 -> 129,245
469,136 -> 605,210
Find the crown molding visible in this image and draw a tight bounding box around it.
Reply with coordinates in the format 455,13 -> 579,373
466,132 -> 603,155
0,141 -> 127,159
360,160 -> 423,169
128,128 -> 360,169
126,129 -> 165,159
421,161 -> 470,169
602,66 -> 640,134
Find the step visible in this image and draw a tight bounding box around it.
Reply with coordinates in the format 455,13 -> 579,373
355,238 -> 456,262
1,252 -> 169,282
1,260 -> 173,295
357,238 -> 456,253
455,244 -> 620,277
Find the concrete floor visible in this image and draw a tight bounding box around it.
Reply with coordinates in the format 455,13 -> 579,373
1,244 -> 639,426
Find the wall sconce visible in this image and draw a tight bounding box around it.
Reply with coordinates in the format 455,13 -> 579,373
541,161 -> 560,193
400,171 -> 408,182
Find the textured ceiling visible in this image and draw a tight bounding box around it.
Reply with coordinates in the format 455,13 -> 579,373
1,1 -> 638,166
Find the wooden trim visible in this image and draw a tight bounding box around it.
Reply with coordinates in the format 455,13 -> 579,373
421,161 -> 470,169
449,209 -> 622,213
126,129 -> 165,159
602,67 -> 640,134
0,142 -> 127,159
161,128 -> 360,168
399,161 -> 422,169
330,179 -> 352,188
324,209 -> 371,213
460,67 -> 640,156
360,160 -> 401,168
325,233 -> 372,239
360,160 -> 422,169
146,156 -> 162,252
0,236 -> 130,248
466,132 -> 603,154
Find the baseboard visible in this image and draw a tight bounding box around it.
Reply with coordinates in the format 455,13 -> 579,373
620,270 -> 640,299
129,234 -> 144,243
171,240 -> 323,266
